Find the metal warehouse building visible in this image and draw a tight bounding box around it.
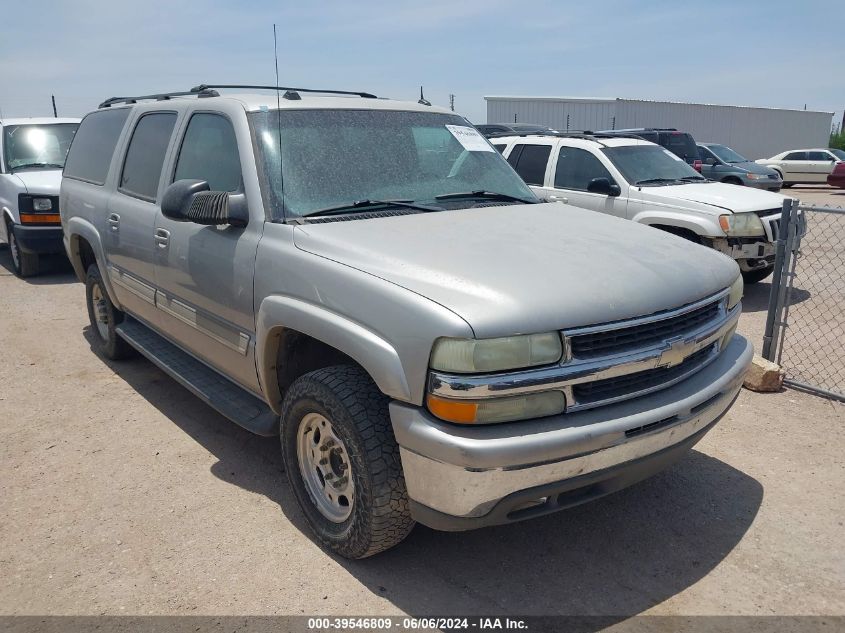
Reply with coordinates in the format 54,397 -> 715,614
484,96 -> 833,160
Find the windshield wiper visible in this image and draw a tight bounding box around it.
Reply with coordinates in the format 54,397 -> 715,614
303,199 -> 441,218
12,162 -> 64,170
634,178 -> 681,185
434,190 -> 538,204
678,175 -> 706,181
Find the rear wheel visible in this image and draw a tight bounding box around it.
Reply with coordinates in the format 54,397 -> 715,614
85,264 -> 134,360
742,265 -> 774,284
6,223 -> 39,277
281,365 -> 414,559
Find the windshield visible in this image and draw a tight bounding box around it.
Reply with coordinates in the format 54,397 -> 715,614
706,144 -> 749,163
830,148 -> 845,161
249,109 -> 535,219
603,145 -> 705,185
3,123 -> 78,171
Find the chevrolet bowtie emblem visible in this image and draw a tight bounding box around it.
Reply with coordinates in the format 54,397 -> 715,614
658,337 -> 696,368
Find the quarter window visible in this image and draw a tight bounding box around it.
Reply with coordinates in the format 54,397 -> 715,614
174,114 -> 242,192
554,147 -> 614,191
511,144 -> 551,186
64,108 -> 130,185
119,113 -> 177,201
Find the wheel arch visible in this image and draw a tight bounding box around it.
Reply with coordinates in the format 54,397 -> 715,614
65,217 -> 121,307
256,295 -> 412,415
631,209 -> 723,239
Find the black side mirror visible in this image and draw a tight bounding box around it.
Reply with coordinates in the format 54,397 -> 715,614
161,179 -> 248,228
587,177 -> 621,197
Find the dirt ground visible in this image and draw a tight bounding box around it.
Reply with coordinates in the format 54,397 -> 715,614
0,185 -> 843,619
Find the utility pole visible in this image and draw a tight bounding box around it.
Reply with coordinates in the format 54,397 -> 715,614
51,95 -> 57,117
449,94 -> 455,112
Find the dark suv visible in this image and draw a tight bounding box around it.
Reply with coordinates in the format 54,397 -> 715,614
597,128 -> 702,170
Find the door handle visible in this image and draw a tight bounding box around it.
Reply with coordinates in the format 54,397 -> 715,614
107,213 -> 120,231
548,195 -> 568,204
154,228 -> 170,249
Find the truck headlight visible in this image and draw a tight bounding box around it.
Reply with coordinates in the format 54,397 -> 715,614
728,275 -> 743,310
430,333 -> 563,374
32,197 -> 53,211
427,391 -> 566,424
719,212 -> 764,237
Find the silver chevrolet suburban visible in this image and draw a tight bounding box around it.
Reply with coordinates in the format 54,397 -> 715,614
60,85 -> 752,559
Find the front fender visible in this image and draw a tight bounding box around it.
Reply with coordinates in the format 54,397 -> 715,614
631,209 -> 724,238
256,295 -> 412,414
64,216 -> 121,307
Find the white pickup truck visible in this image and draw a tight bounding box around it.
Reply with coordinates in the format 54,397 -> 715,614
491,132 -> 791,283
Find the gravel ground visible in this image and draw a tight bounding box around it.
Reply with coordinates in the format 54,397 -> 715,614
0,185 -> 843,619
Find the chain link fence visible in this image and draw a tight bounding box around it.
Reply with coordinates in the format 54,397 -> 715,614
762,199 -> 845,401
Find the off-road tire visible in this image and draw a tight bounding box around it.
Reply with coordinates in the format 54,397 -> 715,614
7,222 -> 39,277
85,264 -> 134,360
281,365 -> 414,559
741,265 -> 774,284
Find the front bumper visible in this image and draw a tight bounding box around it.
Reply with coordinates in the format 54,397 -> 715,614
11,224 -> 65,254
390,334 -> 752,530
743,177 -> 782,191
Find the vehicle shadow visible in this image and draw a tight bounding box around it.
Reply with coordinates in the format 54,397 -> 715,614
0,247 -> 78,284
740,279 -> 810,313
87,325 -> 763,624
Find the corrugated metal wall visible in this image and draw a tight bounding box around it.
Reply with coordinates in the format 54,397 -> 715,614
485,97 -> 833,159
485,98 -> 617,134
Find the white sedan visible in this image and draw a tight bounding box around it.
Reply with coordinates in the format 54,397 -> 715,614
756,148 -> 845,187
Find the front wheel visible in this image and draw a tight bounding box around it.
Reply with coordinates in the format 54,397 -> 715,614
7,223 -> 39,277
281,365 -> 414,559
742,265 -> 774,284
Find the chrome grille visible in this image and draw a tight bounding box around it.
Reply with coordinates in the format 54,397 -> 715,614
573,344 -> 717,405
569,300 -> 721,359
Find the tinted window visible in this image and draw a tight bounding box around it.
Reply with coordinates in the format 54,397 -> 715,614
697,146 -> 715,161
511,144 -> 551,185
830,148 -> 845,161
493,144 -> 507,153
64,108 -> 130,185
119,113 -> 177,201
174,114 -> 242,192
554,147 -> 614,190
784,151 -> 807,160
809,151 -> 833,161
658,132 -> 699,162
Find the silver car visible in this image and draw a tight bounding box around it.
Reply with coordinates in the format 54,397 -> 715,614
698,143 -> 782,191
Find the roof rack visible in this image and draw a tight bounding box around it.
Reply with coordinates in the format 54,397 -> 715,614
485,130 -> 645,145
99,88 -> 219,109
99,83 -> 378,109
191,84 -> 378,99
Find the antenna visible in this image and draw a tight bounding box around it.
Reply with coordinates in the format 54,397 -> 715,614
449,94 -> 455,111
273,24 -> 286,223
418,86 -> 431,107
51,95 -> 58,117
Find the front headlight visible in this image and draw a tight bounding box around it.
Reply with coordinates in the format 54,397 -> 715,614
744,173 -> 766,180
427,391 -> 566,425
719,212 -> 765,237
32,197 -> 53,211
430,333 -> 563,374
728,275 -> 743,310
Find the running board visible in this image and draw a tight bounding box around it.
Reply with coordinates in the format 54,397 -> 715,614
115,317 -> 278,436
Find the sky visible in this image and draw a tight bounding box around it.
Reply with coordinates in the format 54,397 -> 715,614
1,0 -> 842,129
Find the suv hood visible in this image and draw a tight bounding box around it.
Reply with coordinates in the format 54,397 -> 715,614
642,181 -> 787,214
293,203 -> 739,337
9,168 -> 62,195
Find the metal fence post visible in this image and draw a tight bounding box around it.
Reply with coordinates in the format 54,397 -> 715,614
761,198 -> 794,360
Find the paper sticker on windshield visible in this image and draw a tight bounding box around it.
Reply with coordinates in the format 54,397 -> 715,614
662,149 -> 684,162
446,125 -> 494,152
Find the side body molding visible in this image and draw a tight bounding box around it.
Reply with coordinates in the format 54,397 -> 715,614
256,295 -> 412,414
64,216 -> 122,308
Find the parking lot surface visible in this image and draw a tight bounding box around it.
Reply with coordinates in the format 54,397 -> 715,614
1,186 -> 843,618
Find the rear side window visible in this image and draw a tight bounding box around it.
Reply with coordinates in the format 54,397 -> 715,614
119,113 -> 177,201
659,132 -> 699,162
554,147 -> 614,190
784,151 -> 807,160
809,151 -> 832,161
64,108 -> 130,185
510,144 -> 551,186
174,114 -> 242,192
